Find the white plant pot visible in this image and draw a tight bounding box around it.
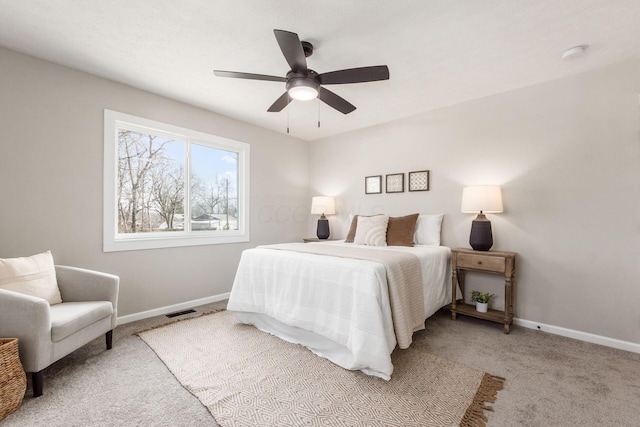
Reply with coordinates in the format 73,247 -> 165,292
476,302 -> 488,313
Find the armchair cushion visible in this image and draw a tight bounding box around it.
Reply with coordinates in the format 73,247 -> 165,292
49,301 -> 113,342
0,251 -> 62,305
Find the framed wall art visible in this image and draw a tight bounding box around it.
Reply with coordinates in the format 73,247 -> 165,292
408,170 -> 430,191
385,173 -> 404,193
365,175 -> 382,194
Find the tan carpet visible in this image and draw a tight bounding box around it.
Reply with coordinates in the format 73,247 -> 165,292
138,310 -> 504,427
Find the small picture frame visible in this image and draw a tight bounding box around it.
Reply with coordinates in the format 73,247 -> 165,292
408,170 -> 430,191
385,173 -> 404,193
365,175 -> 382,194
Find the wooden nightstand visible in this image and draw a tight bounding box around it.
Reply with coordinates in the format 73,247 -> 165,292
450,248 -> 517,334
302,238 -> 339,243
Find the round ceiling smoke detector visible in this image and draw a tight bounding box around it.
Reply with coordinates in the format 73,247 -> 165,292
562,45 -> 588,60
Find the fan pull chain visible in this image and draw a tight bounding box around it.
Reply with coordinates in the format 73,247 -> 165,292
317,99 -> 321,128
287,99 -> 290,134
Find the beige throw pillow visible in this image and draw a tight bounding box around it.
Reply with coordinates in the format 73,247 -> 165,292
345,215 -> 359,243
0,251 -> 62,305
354,215 -> 389,246
345,214 -> 384,243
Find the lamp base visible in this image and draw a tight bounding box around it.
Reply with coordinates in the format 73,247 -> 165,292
469,213 -> 493,251
316,215 -> 330,239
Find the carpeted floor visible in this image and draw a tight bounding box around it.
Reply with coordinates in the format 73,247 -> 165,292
3,300 -> 640,426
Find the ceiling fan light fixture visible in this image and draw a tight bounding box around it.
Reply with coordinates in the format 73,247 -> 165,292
286,78 -> 319,101
288,85 -> 318,101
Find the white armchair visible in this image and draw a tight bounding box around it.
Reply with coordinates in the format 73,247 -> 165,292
0,265 -> 119,397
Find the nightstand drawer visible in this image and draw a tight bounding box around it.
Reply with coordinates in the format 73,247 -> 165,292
456,253 -> 505,272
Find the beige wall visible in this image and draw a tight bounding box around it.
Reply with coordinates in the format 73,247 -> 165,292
2,43 -> 639,346
0,46 -> 310,317
310,59 -> 640,345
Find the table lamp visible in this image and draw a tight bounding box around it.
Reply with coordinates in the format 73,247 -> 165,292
461,186 -> 503,251
311,196 -> 335,239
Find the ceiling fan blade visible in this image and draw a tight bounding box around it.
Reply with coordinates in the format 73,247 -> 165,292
267,92 -> 292,112
273,29 -> 307,73
319,87 -> 356,114
318,65 -> 389,85
213,70 -> 286,82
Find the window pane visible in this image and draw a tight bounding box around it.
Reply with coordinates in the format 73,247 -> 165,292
117,129 -> 185,234
190,144 -> 238,232
105,109 -> 250,252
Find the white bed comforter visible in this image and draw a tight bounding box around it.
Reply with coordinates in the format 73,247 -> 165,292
227,242 -> 451,380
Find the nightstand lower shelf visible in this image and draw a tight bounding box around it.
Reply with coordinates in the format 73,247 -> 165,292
451,302 -> 513,332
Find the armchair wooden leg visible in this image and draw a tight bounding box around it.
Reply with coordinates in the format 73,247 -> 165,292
106,330 -> 113,350
32,371 -> 44,397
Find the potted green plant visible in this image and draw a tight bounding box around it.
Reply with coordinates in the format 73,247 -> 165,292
471,290 -> 495,313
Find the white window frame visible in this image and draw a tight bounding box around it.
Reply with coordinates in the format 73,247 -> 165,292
103,109 -> 250,252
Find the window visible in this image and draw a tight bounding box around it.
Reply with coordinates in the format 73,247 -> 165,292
103,110 -> 250,252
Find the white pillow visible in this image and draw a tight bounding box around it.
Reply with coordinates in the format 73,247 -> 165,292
413,214 -> 444,246
354,215 -> 389,246
0,251 -> 62,305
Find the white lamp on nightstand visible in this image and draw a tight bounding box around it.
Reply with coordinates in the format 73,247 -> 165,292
461,185 -> 503,251
311,196 -> 335,239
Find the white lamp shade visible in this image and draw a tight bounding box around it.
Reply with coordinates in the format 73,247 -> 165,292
461,186 -> 503,214
311,196 -> 335,215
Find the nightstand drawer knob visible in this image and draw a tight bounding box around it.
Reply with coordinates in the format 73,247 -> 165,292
477,261 -> 482,265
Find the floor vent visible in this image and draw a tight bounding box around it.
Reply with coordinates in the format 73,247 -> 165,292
166,309 -> 196,318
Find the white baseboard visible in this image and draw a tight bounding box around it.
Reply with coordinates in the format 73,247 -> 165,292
514,317 -> 640,354
118,297 -> 639,355
117,292 -> 230,325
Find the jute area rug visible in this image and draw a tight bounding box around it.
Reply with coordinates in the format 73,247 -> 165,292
138,310 -> 504,427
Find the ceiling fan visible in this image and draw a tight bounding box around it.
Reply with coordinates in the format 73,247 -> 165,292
214,29 -> 389,115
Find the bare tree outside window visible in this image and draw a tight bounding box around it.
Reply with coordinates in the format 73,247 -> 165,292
105,109 -> 249,252
151,163 -> 184,231
117,129 -> 184,233
117,131 -> 238,234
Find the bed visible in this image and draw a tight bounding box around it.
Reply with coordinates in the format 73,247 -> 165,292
227,234 -> 452,380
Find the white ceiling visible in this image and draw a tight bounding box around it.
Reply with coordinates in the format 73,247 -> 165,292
1,1 -> 639,141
